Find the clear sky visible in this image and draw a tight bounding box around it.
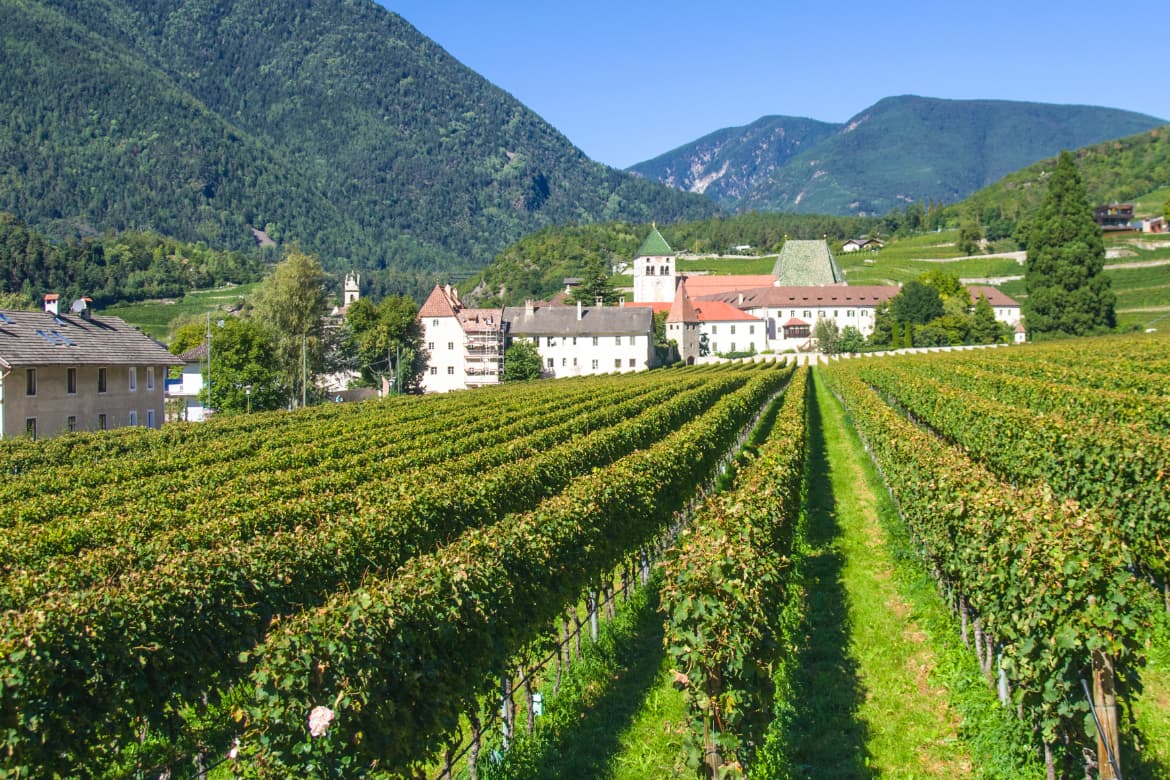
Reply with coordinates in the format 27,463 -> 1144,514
378,1 -> 1169,170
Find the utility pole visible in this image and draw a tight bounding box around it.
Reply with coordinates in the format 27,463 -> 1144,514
205,312 -> 212,412
301,333 -> 307,409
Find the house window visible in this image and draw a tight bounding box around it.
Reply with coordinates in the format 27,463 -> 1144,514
573,358 -> 578,366
628,358 -> 635,367
730,342 -> 736,352
862,309 -> 871,317
847,310 -> 855,318
427,341 -> 434,351
25,369 -> 36,396
447,342 -> 454,351
614,359 -> 621,368
98,413 -> 107,430
833,309 -> 839,317
129,410 -> 138,426
711,325 -> 718,334
67,367 -> 77,394
572,337 -> 577,346
129,367 -> 137,392
447,366 -> 454,375
730,325 -> 736,335
592,337 -> 599,346
660,265 -> 668,275
429,367 -> 437,375
547,358 -> 554,368
25,418 -> 36,440
98,367 -> 107,393
147,409 -> 155,429
646,266 -> 655,276
803,311 -> 811,318
615,336 -> 622,346
817,310 -> 825,318
591,359 -> 599,369
147,367 -> 155,390
561,357 -> 567,366
432,319 -> 439,327
67,415 -> 76,432
749,325 -> 755,334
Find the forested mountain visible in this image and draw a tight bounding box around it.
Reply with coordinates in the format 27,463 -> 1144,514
629,96 -> 1166,216
0,0 -> 715,297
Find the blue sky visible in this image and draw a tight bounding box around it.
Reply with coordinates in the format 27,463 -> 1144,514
380,1 -> 1169,169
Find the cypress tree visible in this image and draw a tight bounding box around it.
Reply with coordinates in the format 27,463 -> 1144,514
1023,151 -> 1115,337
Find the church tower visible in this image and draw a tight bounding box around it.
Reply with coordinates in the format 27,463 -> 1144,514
665,281 -> 700,365
343,271 -> 361,307
632,225 -> 677,303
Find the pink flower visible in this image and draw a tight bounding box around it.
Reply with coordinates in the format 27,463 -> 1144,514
309,705 -> 335,737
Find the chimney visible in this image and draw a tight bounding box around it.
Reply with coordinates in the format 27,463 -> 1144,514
43,294 -> 59,315
738,293 -> 744,306
577,300 -> 583,320
524,299 -> 534,318
595,296 -> 604,307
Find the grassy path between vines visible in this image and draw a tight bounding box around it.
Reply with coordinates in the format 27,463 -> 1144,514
778,372 -> 973,777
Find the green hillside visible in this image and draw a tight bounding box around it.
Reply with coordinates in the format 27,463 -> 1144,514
0,0 -> 715,296
629,95 -> 1166,216
956,125 -> 1170,224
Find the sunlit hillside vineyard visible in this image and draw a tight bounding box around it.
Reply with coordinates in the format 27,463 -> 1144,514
2,335 -> 1168,779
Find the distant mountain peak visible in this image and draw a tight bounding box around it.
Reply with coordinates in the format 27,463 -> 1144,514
630,96 -> 1167,215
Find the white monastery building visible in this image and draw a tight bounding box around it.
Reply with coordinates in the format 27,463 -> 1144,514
417,228 -> 1023,391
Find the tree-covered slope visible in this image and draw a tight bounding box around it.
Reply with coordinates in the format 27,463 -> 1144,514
957,125 -> 1170,223
630,95 -> 1166,215
0,0 -> 715,290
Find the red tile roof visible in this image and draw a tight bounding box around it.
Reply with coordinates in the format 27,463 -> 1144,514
679,274 -> 776,298
418,285 -> 459,318
967,286 -> 1021,307
693,301 -> 760,322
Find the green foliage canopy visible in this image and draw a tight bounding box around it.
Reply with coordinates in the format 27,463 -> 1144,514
502,338 -> 543,382
1023,151 -> 1115,338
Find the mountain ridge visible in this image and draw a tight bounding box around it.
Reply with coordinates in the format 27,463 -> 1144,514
629,95 -> 1167,216
0,0 -> 716,296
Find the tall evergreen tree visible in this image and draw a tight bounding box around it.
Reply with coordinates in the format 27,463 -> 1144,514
1023,151 -> 1115,337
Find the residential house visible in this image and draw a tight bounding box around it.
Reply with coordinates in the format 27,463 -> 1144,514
0,297 -> 180,439
504,300 -> 654,379
418,285 -> 505,393
1093,203 -> 1135,231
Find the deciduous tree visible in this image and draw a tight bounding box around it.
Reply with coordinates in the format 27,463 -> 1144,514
251,250 -> 328,405
502,338 -> 543,382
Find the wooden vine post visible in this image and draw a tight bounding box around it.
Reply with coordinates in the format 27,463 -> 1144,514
1092,649 -> 1120,780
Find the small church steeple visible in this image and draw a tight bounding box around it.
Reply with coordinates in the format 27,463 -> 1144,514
343,271 -> 360,306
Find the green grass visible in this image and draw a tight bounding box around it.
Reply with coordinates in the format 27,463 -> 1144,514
1133,185 -> 1170,218
766,373 -> 977,778
677,255 -> 779,275
479,583 -> 688,780
103,283 -> 260,340
1130,609 -> 1170,776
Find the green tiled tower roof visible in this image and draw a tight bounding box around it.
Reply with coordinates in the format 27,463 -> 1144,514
771,240 -> 846,286
636,226 -> 673,257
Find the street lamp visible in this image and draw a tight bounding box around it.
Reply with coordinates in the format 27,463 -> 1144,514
245,384 -> 252,413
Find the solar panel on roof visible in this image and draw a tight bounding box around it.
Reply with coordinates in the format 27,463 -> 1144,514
51,330 -> 75,347
0,313 -> 9,324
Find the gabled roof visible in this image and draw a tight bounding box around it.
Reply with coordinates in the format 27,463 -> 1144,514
0,310 -> 181,368
418,284 -> 460,318
504,304 -> 652,336
458,308 -> 504,333
679,274 -> 776,298
692,301 -> 761,323
636,226 -> 673,258
967,286 -> 1021,307
666,281 -> 698,324
772,240 -> 846,286
700,285 -> 901,308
